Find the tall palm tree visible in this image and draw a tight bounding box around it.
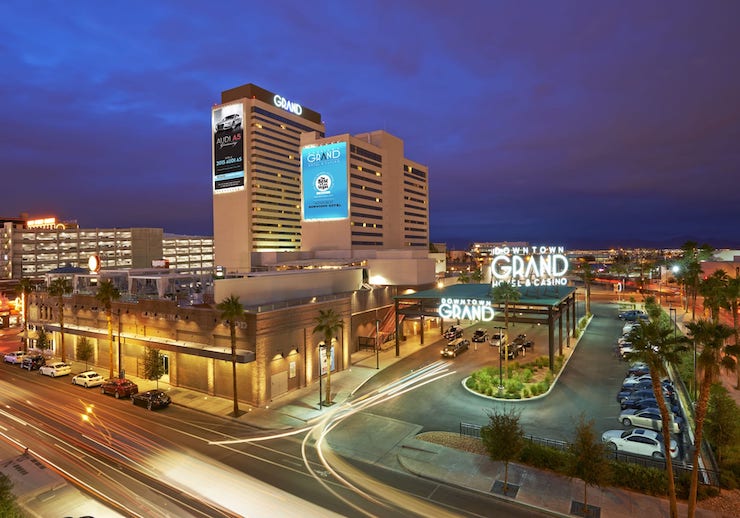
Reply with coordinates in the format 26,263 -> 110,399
95,280 -> 121,379
456,271 -> 470,284
610,252 -> 632,299
679,241 -> 714,319
575,259 -> 595,316
15,278 -> 34,352
217,295 -> 245,417
725,275 -> 740,389
684,320 -> 737,518
625,320 -> 688,518
313,308 -> 343,406
48,277 -> 72,363
699,269 -> 729,323
491,281 -> 520,329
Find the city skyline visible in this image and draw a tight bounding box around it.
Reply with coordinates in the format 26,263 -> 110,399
1,1 -> 739,249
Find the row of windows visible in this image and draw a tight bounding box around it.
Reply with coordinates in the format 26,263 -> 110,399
352,230 -> 383,237
252,107 -> 323,135
350,182 -> 382,194
350,170 -> 382,186
405,165 -> 427,179
350,144 -> 382,163
252,146 -> 301,171
252,137 -> 299,161
352,240 -> 383,247
350,211 -> 383,221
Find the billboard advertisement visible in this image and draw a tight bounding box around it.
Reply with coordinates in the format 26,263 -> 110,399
212,102 -> 245,193
301,142 -> 349,221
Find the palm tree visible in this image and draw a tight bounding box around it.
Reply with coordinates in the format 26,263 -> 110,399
679,242 -> 714,319
684,320 -> 737,518
575,259 -> 595,316
217,295 -> 245,417
470,268 -> 483,284
491,281 -> 520,330
610,252 -> 632,299
95,280 -> 121,379
48,277 -> 72,362
725,275 -> 740,389
699,269 -> 729,323
625,320 -> 688,518
313,308 -> 343,406
15,278 -> 34,352
456,271 -> 470,284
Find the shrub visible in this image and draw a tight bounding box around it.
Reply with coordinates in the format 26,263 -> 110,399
519,441 -> 571,472
610,462 -> 667,496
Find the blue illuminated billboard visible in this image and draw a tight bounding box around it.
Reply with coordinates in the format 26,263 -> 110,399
301,142 -> 349,221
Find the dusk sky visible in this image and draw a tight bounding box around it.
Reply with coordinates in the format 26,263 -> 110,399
2,1 -> 738,250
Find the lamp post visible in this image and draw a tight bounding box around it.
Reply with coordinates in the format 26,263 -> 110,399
318,341 -> 325,409
375,319 -> 380,370
494,325 -> 506,394
117,308 -> 123,379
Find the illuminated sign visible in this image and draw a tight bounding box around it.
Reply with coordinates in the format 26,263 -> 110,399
301,142 -> 349,221
88,255 -> 101,273
491,245 -> 569,287
273,94 -> 303,116
212,102 -> 245,193
438,298 -> 495,322
27,217 -> 64,229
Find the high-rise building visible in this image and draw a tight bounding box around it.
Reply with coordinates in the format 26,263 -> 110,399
212,83 -> 325,273
300,130 -> 429,251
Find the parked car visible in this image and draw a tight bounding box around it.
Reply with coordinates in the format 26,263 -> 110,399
471,329 -> 488,342
4,351 -> 27,364
100,378 -> 139,399
512,333 -> 534,349
602,428 -> 678,459
621,397 -> 680,414
618,309 -> 648,321
215,113 -> 241,132
622,322 -> 641,335
441,338 -> 470,358
501,341 -> 524,359
618,408 -> 682,433
620,388 -> 675,408
131,389 -> 171,410
489,332 -> 507,348
39,362 -> 72,377
21,355 -> 46,371
626,362 -> 650,377
71,371 -> 105,388
443,325 -> 464,340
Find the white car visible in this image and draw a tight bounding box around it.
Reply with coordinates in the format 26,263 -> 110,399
619,408 -> 682,433
4,351 -> 27,364
71,371 -> 105,388
602,428 -> 678,459
39,362 -> 72,377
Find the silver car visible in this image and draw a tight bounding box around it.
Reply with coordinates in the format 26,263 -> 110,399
215,113 -> 241,132
72,370 -> 105,388
619,408 -> 681,433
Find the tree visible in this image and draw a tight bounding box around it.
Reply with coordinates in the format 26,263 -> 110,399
36,327 -> 50,351
217,295 -> 245,417
699,269 -> 729,323
610,252 -> 632,299
567,414 -> 611,513
76,336 -> 94,370
15,278 -> 34,352
48,276 -> 72,362
480,407 -> 524,495
684,320 -> 737,517
624,320 -> 687,518
142,347 -> 165,389
574,259 -> 595,316
457,271 -> 470,284
491,281 -> 521,330
704,384 -> 740,464
0,473 -> 22,518
470,267 -> 483,283
313,308 -> 343,406
723,275 -> 740,389
678,241 -> 714,319
95,280 -> 120,379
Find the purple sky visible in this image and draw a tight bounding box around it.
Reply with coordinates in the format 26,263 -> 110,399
1,1 -> 738,249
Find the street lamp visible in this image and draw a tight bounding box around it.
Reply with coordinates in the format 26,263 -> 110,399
494,325 -> 506,394
375,319 -> 380,370
318,341 -> 325,409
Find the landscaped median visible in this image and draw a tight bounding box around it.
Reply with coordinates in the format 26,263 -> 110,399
463,315 -> 590,400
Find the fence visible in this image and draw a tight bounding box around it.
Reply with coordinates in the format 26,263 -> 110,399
459,422 -> 720,487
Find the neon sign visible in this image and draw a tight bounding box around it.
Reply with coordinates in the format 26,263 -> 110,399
438,298 -> 495,322
491,245 -> 569,287
273,94 -> 303,116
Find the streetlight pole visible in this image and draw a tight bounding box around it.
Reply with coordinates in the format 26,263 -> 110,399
375,319 -> 380,370
117,308 -> 123,379
494,325 -> 505,394
318,341 -> 325,409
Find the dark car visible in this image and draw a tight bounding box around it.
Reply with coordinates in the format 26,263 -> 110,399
618,309 -> 648,321
100,378 -> 139,399
131,389 -> 171,410
626,362 -> 650,377
21,354 -> 46,371
501,341 -> 524,359
471,329 -> 488,342
443,325 -> 463,340
512,333 -> 534,349
441,338 -> 470,358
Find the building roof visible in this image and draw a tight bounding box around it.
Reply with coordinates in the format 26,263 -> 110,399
395,283 -> 576,307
